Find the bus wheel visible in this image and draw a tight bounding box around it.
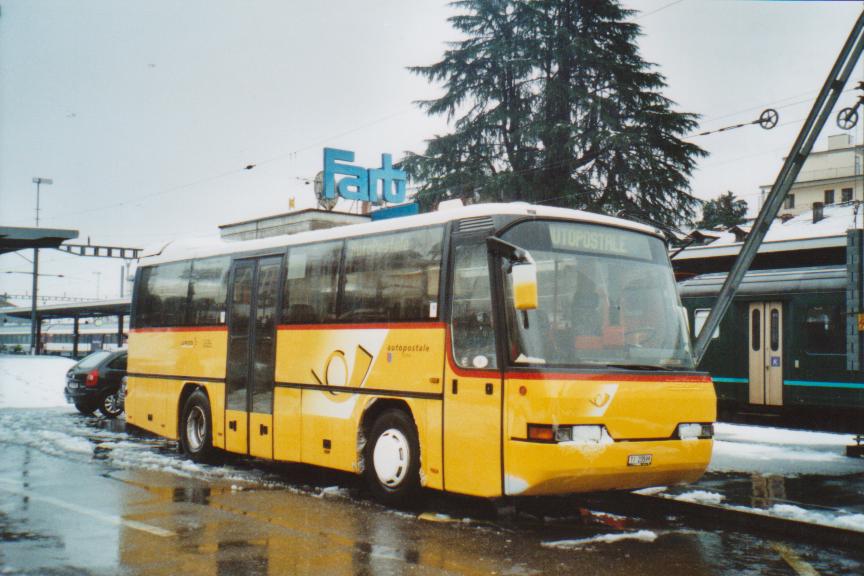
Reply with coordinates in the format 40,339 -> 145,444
364,409 -> 421,507
180,390 -> 216,463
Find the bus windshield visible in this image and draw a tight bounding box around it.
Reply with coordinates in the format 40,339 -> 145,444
501,220 -> 694,370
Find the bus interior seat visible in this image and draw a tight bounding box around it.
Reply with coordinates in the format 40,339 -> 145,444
286,304 -> 318,324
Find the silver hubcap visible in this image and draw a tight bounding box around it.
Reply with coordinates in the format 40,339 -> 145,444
372,428 -> 410,488
186,406 -> 207,452
103,393 -> 121,415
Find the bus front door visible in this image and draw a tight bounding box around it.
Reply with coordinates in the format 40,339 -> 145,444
225,256 -> 282,458
443,241 -> 503,497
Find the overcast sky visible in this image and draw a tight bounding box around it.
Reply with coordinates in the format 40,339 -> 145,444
1,0 -> 863,302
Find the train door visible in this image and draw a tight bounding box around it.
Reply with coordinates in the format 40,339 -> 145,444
747,302 -> 783,406
225,256 -> 283,458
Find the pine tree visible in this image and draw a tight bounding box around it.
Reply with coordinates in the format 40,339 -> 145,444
698,191 -> 748,230
402,0 -> 706,227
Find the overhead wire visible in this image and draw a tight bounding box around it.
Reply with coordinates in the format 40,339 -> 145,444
639,0 -> 687,19
41,107 -> 416,224
37,0 -> 846,226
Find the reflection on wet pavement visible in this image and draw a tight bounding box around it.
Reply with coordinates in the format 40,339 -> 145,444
1,409 -> 863,575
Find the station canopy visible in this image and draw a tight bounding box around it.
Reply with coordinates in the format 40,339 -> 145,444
0,226 -> 78,255
0,299 -> 130,320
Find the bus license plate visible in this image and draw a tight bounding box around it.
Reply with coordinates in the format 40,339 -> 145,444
627,454 -> 652,467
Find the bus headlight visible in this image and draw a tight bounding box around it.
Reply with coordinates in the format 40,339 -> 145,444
528,424 -> 613,444
569,425 -> 605,443
677,423 -> 713,440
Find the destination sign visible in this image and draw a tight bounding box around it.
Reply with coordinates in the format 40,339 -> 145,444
549,222 -> 654,260
323,147 -> 407,204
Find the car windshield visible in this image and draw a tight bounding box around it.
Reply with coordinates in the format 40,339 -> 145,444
501,220 -> 695,370
76,350 -> 112,370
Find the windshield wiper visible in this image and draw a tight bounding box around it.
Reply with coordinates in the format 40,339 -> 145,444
605,363 -> 673,371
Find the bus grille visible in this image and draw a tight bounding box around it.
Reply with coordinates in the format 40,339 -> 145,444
457,216 -> 494,233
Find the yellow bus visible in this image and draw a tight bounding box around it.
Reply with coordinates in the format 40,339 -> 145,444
126,203 -> 715,505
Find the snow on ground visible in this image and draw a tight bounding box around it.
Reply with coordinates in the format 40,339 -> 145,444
709,423 -> 864,476
673,490 -> 726,505
731,504 -> 864,533
642,487 -> 864,533
0,407 -> 307,491
542,530 -> 659,549
715,423 -> 856,448
0,354 -> 75,409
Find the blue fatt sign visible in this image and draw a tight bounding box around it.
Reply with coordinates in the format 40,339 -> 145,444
323,148 -> 407,204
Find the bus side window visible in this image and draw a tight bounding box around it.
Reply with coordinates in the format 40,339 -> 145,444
135,261 -> 192,328
342,226 -> 443,322
282,241 -> 342,324
189,256 -> 231,326
451,243 -> 497,369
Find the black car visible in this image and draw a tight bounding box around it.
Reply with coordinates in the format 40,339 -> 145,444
64,350 -> 126,418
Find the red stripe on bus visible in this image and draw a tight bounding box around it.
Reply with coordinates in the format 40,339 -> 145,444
277,322 -> 446,331
508,372 -> 712,383
130,326 -> 227,333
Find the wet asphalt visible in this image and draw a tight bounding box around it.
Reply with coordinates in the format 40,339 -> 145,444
0,409 -> 862,575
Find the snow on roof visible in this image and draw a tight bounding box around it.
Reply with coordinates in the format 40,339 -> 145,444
691,229 -> 723,239
142,203 -> 663,266
674,202 -> 863,260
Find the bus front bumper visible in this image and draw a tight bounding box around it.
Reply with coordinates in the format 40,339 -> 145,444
504,438 -> 712,496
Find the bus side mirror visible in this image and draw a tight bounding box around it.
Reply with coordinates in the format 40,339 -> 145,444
511,263 -> 538,310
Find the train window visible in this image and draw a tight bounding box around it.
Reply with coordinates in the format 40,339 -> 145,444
693,309 -> 719,339
804,305 -> 844,355
751,309 -> 760,351
770,309 -> 779,351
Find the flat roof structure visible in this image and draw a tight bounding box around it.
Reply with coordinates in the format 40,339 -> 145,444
219,209 -> 370,242
0,298 -> 130,320
0,226 -> 78,255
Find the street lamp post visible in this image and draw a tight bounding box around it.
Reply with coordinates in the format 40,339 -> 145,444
30,177 -> 53,355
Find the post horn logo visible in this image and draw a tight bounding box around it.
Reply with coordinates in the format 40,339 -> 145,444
311,345 -> 374,402
590,392 -> 611,408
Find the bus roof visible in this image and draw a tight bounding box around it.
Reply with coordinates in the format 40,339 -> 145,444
141,202 -> 662,266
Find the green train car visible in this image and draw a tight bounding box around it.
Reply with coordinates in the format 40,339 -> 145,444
678,265 -> 864,432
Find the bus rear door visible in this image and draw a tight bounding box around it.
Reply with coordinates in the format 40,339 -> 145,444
225,256 -> 283,458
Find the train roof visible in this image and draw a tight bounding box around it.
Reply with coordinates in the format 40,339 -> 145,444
140,203 -> 663,266
678,265 -> 846,299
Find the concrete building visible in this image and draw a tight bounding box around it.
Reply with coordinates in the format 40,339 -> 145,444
760,134 -> 864,217
218,209 -> 370,242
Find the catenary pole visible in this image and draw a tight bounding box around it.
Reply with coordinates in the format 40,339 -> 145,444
692,10 -> 864,364
30,177 -> 53,355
